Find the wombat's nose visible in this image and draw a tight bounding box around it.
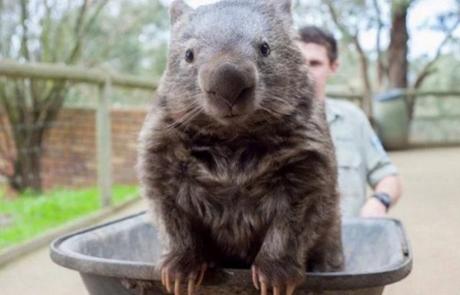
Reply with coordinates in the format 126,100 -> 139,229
202,62 -> 256,106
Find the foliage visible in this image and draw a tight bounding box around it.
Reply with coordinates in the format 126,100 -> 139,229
0,0 -> 169,194
417,54 -> 460,91
81,0 -> 169,76
295,0 -> 460,117
0,0 -> 110,193
0,185 -> 138,249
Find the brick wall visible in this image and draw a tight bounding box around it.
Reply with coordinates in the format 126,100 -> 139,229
0,107 -> 147,189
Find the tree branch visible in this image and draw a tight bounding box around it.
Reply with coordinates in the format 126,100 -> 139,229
0,85 -> 15,161
413,17 -> 460,89
65,0 -> 89,64
19,0 -> 31,61
0,84 -> 20,155
33,0 -> 109,134
12,80 -> 32,150
50,0 -> 71,63
0,117 -> 14,163
39,0 -> 52,63
372,0 -> 387,88
35,80 -> 67,131
66,0 -> 109,64
0,81 -> 14,122
325,0 -> 373,116
83,0 -> 110,34
0,0 -> 4,55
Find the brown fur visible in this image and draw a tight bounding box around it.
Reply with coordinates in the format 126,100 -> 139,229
137,0 -> 344,288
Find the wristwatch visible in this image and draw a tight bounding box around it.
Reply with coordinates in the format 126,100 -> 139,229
372,192 -> 392,212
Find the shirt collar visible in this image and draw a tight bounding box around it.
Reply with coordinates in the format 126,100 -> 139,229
325,98 -> 343,124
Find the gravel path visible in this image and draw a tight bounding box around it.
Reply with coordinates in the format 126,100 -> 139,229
386,147 -> 460,295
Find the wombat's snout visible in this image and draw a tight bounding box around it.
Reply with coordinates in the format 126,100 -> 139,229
199,60 -> 257,120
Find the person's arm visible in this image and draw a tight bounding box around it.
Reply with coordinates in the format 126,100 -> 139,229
355,108 -> 402,217
360,174 -> 402,217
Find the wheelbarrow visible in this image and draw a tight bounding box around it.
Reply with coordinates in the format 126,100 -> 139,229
50,212 -> 412,294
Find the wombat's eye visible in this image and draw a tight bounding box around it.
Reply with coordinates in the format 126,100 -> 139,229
260,42 -> 271,57
185,49 -> 194,63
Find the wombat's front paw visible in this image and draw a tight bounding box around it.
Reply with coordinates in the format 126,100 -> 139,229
251,256 -> 305,295
160,251 -> 207,295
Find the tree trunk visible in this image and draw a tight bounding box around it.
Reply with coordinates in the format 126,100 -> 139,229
3,81 -> 66,194
9,135 -> 44,194
387,1 -> 410,89
1,0 -> 109,195
357,47 -> 373,118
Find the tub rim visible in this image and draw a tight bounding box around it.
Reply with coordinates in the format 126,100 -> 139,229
49,212 -> 412,291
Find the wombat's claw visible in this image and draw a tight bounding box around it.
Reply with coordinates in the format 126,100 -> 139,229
194,263 -> 207,289
161,263 -> 207,295
251,265 -> 297,295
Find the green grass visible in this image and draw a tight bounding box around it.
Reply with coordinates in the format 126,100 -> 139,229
0,185 -> 139,250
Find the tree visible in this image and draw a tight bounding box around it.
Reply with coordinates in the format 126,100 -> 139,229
80,0 -> 169,77
387,0 -> 410,89
297,0 -> 460,118
0,0 -> 109,193
0,0 -> 170,194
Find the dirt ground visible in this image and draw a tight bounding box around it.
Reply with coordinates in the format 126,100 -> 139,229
385,147 -> 460,295
0,147 -> 459,294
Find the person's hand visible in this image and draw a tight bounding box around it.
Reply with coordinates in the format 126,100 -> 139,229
360,197 -> 387,218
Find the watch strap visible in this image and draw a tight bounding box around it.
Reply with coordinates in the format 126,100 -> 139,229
372,192 -> 392,211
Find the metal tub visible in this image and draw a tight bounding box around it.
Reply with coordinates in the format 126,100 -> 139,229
50,212 -> 412,294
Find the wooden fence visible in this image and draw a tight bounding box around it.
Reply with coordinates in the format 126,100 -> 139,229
0,60 -> 156,207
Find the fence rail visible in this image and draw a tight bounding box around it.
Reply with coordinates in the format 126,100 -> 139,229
0,60 -> 157,90
404,90 -> 460,97
327,90 -> 460,103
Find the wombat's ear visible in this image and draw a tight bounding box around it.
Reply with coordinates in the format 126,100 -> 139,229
170,0 -> 192,25
274,0 -> 292,16
271,0 -> 293,24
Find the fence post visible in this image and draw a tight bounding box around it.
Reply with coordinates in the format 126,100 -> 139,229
97,78 -> 113,207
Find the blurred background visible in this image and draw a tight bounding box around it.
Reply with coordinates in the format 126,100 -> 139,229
0,0 -> 459,294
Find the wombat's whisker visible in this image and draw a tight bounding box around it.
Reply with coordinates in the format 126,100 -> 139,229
168,94 -> 202,112
267,96 -> 296,107
171,108 -> 200,125
259,105 -> 290,118
179,107 -> 202,126
172,101 -> 201,114
167,106 -> 202,129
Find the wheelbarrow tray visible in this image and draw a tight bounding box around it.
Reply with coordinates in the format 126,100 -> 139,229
50,212 -> 412,294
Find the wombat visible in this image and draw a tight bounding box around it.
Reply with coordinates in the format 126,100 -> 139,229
137,0 -> 344,294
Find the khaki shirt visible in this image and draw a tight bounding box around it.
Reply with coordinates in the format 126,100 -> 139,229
326,99 -> 398,217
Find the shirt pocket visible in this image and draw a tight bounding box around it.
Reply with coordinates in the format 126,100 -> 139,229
336,145 -> 362,190
336,146 -> 361,169
334,142 -> 365,217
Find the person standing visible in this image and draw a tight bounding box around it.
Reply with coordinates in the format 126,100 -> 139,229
297,26 -> 402,218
